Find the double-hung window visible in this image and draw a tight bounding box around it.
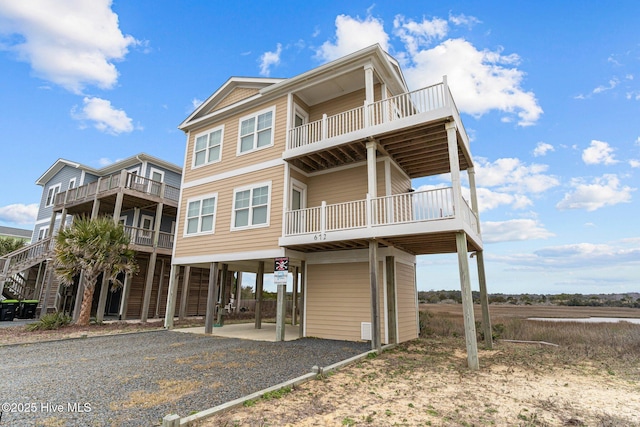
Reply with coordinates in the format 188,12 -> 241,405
193,126 -> 223,167
232,182 -> 270,230
45,183 -> 61,207
238,107 -> 274,154
185,194 -> 217,236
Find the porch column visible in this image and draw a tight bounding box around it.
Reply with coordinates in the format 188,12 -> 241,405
154,259 -> 166,318
39,263 -> 55,319
255,261 -> 264,329
178,266 -> 191,320
275,278 -> 286,342
140,253 -> 157,322
235,272 -> 243,313
298,261 -> 306,338
446,121 -> 462,213
366,140 -> 377,199
47,210 -> 57,238
204,262 -> 219,334
476,250 -> 492,349
456,232 -> 479,370
468,167 -> 481,234
364,63 -> 375,105
91,199 -> 101,219
163,264 -> 180,329
291,266 -> 299,326
59,208 -> 68,230
217,264 -> 228,325
119,272 -> 133,320
385,256 -> 397,344
369,240 -> 381,352
95,272 -> 109,323
72,271 -> 85,322
112,191 -> 124,223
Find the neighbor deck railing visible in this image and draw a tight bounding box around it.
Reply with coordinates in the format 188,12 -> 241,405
283,187 -> 460,237
287,82 -> 451,150
0,237 -> 54,280
123,226 -> 174,250
54,171 -> 180,208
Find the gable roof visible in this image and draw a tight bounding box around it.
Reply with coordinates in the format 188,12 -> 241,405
179,44 -> 407,132
36,153 -> 182,186
0,226 -> 32,239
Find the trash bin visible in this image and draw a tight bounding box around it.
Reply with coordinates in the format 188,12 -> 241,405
17,300 -> 39,319
0,299 -> 18,321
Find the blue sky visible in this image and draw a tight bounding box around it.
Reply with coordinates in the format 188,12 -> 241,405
0,1 -> 638,295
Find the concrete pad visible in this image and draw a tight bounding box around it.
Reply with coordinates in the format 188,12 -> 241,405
174,322 -> 300,342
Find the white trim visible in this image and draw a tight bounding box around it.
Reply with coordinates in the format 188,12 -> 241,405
173,248 -> 286,265
172,131 -> 190,259
149,167 -> 165,183
183,192 -> 218,237
182,158 -> 284,189
68,177 -> 77,190
282,162 -> 290,239
290,178 -> 307,210
45,183 -> 61,207
236,106 -> 276,156
33,218 -> 51,226
230,181 -> 272,231
383,257 -> 388,345
192,125 -> 224,169
37,225 -> 49,241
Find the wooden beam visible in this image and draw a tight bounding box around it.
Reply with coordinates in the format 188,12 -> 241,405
369,240 -> 381,352
456,232 -> 479,370
298,261 -> 305,338
120,271 -> 133,321
255,261 -> 264,329
204,262 -> 219,334
179,266 -> 191,320
140,252 -> 157,322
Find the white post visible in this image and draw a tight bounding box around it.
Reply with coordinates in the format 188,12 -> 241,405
163,265 -> 180,329
276,282 -> 286,341
456,232 -> 479,370
446,121 -> 462,216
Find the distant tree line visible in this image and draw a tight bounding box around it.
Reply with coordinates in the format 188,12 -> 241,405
418,290 -> 640,308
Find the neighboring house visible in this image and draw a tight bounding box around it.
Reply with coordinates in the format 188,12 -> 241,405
0,153 -> 210,321
164,44 -> 490,366
0,226 -> 32,242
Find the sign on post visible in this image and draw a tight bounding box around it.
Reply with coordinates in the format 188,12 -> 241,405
274,257 -> 288,286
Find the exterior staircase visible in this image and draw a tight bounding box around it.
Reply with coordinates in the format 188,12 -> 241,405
1,237 -> 54,301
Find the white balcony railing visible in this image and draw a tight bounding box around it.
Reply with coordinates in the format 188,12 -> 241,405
287,83 -> 449,150
283,187 -> 461,237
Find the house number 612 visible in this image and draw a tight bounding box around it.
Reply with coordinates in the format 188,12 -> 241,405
314,233 -> 327,241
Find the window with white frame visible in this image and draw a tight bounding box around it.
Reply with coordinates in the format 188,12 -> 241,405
193,127 -> 223,167
37,226 -> 49,240
232,182 -> 270,229
68,178 -> 76,190
45,183 -> 61,207
238,108 -> 274,154
185,193 -> 217,235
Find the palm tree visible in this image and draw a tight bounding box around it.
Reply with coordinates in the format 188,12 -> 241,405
53,216 -> 138,326
0,236 -> 26,256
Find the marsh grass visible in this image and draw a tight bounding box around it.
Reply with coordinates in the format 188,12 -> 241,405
419,309 -> 640,379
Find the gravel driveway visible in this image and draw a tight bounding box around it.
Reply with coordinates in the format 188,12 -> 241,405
0,330 -> 369,426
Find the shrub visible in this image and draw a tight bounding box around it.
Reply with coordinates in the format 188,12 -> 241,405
26,312 -> 72,331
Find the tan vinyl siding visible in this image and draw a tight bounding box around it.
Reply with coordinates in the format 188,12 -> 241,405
183,96 -> 288,184
306,262 -> 371,341
396,261 -> 418,343
175,166 -> 284,258
308,89 -> 366,123
211,87 -> 260,112
391,163 -> 411,195
306,163 -> 386,208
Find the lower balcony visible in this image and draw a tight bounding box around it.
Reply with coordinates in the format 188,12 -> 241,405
279,187 -> 482,255
123,226 -> 174,255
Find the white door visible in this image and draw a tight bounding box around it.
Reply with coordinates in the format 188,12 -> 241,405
140,214 -> 154,244
290,180 -> 307,234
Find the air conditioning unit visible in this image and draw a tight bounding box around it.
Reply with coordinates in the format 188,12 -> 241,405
361,322 -> 372,340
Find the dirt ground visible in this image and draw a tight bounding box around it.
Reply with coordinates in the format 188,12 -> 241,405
198,337 -> 640,427
3,306 -> 640,426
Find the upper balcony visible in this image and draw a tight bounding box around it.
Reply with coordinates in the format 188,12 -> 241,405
279,187 -> 482,255
53,170 -> 180,217
284,80 -> 471,180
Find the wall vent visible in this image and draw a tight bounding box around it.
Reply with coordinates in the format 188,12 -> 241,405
361,322 -> 372,340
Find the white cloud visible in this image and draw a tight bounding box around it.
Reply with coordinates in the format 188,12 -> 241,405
482,219 -> 554,243
473,187 -> 532,213
71,96 -> 135,135
315,12 -> 542,126
191,98 -> 203,111
316,14 -> 390,62
582,140 -> 618,165
259,43 -> 282,77
402,38 -> 543,126
0,0 -> 138,94
592,78 -> 619,94
533,142 -> 554,157
393,15 -> 448,55
474,157 -> 559,194
629,159 -> 640,168
448,13 -> 481,28
0,203 -> 38,225
556,174 -> 635,211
